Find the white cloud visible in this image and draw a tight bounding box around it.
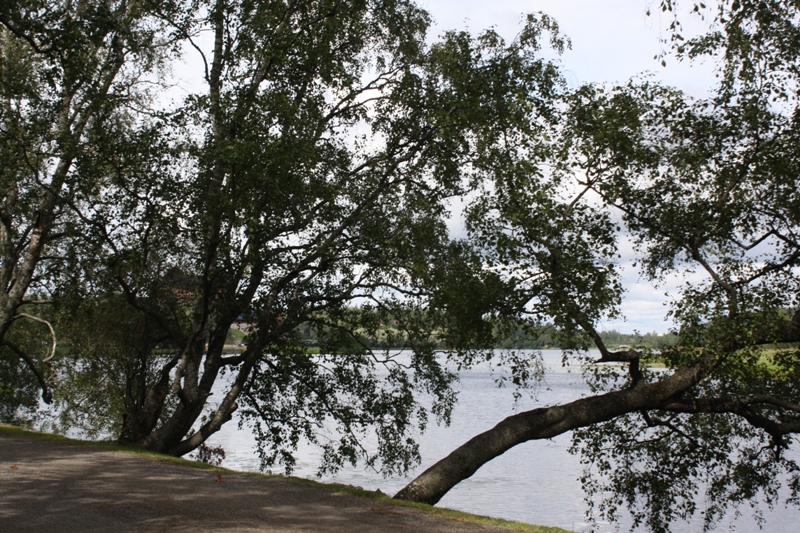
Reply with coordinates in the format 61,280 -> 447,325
421,0 -> 717,96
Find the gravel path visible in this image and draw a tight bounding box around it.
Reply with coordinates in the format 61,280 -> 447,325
0,431 -> 524,533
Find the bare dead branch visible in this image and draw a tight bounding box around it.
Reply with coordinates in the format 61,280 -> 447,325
13,312 -> 56,362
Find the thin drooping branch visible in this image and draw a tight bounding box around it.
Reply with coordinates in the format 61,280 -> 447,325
640,410 -> 698,445
661,397 -> 800,449
1,339 -> 52,403
0,15 -> 55,55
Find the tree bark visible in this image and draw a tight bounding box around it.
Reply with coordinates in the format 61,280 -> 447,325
394,358 -> 713,505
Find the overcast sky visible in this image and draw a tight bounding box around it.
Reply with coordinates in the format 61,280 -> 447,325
422,0 -> 717,92
420,1 -> 721,334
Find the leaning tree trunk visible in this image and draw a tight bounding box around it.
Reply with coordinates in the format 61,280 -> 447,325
394,360 -> 712,505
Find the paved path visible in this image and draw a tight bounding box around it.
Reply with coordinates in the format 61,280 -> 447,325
0,432 -> 523,532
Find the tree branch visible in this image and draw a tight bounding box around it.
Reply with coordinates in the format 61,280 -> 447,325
13,312 -> 56,362
1,339 -> 52,403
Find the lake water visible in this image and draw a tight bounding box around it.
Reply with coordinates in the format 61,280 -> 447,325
209,350 -> 798,532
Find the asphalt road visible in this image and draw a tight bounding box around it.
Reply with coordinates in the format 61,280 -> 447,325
0,431 -> 525,533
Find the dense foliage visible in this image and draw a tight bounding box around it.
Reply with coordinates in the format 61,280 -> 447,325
566,2 -> 800,529
1,0 -> 566,475
1,0 -> 182,418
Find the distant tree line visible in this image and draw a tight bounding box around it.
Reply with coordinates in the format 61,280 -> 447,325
296,319 -> 680,351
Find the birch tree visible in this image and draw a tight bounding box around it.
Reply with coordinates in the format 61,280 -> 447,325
0,0 -> 179,405
51,0 -> 567,478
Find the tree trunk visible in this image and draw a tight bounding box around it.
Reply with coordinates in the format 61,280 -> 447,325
119,358 -> 176,445
394,360 -> 711,505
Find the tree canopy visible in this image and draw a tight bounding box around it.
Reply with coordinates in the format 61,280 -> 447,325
1,0 -> 566,475
1,0 -> 183,413
396,2 -> 800,531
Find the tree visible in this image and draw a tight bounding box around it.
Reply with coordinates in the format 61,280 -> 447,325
395,2 -> 800,531
49,0 -> 568,478
0,302 -> 52,423
50,292 -> 174,438
0,0 -> 181,409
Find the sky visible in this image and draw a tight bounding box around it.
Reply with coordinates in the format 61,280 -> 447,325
422,0 -> 718,93
419,1 -> 721,334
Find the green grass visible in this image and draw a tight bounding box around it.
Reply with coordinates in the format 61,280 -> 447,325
228,328 -> 247,341
756,342 -> 800,356
280,475 -> 574,532
0,423 -> 575,533
0,423 -> 228,471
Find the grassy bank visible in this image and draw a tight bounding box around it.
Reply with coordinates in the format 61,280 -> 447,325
0,423 -> 575,533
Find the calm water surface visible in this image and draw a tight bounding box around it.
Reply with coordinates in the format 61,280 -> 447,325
210,350 -> 797,532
